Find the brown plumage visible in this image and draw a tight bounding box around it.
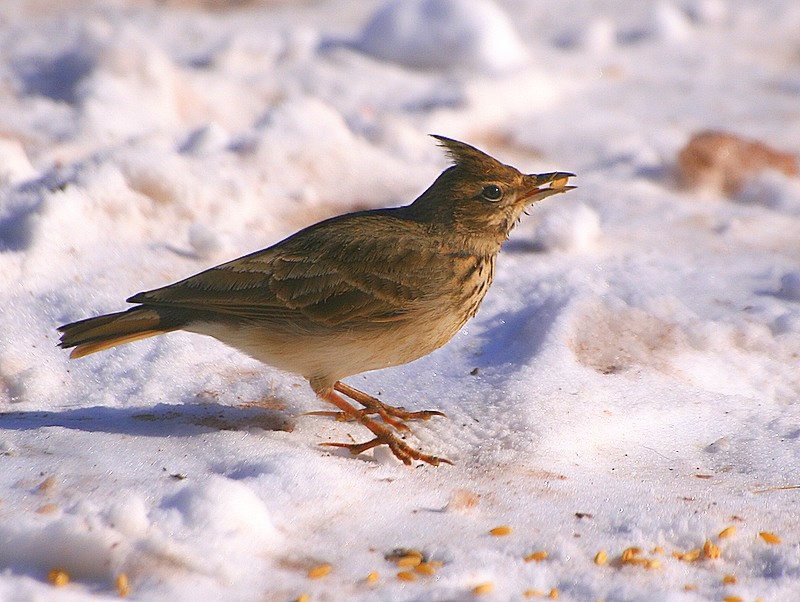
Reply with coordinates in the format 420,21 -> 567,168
58,135 -> 574,465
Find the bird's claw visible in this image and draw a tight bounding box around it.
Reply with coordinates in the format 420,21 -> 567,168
303,408 -> 411,431
321,434 -> 450,467
316,385 -> 451,466
306,395 -> 445,432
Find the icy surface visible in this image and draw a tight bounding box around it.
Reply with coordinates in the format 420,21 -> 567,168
1,0 -> 799,600
355,0 -> 528,72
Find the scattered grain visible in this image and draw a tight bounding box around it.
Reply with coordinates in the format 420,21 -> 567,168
47,568 -> 69,587
37,476 -> 57,494
415,563 -> 436,576
673,549 -> 701,562
524,550 -> 548,562
397,555 -> 422,568
759,531 -> 781,544
703,540 -> 721,559
116,573 -> 130,597
594,550 -> 608,565
307,563 -> 332,579
489,525 -> 513,536
385,548 -> 423,562
36,503 -> 59,514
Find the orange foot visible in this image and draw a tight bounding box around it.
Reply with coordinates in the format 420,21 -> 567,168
316,384 -> 450,466
335,381 -> 446,423
305,381 -> 445,432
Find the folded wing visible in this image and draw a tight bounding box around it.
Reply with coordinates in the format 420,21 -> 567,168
128,212 -> 452,328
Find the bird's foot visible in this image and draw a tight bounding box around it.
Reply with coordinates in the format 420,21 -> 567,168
302,408 -> 431,433
321,436 -> 449,467
317,387 -> 450,466
302,409 -> 405,432
334,381 -> 446,428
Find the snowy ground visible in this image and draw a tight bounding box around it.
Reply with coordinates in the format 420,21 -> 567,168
1,0 -> 800,600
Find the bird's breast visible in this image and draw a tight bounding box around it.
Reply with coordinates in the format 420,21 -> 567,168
449,252 -> 496,325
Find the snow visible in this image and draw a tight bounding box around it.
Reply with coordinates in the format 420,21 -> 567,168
354,0 -> 528,72
1,0 -> 799,600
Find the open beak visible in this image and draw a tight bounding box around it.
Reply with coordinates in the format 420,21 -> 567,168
518,172 -> 576,204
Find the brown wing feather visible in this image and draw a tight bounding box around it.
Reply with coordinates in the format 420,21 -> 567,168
128,210 -> 456,328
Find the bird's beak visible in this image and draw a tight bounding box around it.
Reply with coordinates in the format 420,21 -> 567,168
518,172 -> 576,204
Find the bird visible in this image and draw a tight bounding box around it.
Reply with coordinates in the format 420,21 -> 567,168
58,135 -> 574,466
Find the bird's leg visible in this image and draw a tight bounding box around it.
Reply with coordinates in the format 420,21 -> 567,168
303,408 -> 411,432
317,388 -> 450,466
304,381 -> 445,431
334,381 -> 447,425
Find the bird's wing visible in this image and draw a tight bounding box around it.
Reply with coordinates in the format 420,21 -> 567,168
128,213 -> 455,328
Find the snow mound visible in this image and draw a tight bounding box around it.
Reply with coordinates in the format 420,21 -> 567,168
534,202 -> 601,252
356,0 -> 528,72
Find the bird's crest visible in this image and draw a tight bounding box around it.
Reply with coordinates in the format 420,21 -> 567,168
431,135 -> 504,175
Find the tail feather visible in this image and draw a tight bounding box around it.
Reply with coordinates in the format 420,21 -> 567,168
58,307 -> 180,358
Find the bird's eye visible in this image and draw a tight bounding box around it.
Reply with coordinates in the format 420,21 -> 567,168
480,184 -> 503,201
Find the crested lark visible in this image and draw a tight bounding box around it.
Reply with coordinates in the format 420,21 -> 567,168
58,136 -> 574,465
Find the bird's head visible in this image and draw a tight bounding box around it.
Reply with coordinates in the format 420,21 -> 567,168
408,135 -> 575,249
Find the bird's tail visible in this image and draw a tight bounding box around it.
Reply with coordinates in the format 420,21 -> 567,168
57,307 -> 180,359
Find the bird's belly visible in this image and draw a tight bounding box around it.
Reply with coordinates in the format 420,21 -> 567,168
187,311 -> 465,390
